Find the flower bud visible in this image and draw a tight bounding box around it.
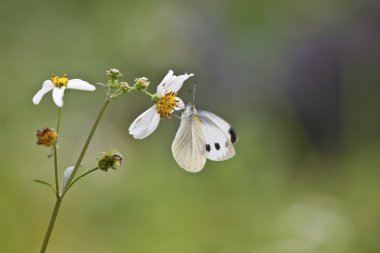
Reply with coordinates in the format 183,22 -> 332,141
98,149 -> 123,172
120,81 -> 130,92
106,68 -> 123,78
120,81 -> 129,88
36,127 -> 57,147
134,77 -> 150,90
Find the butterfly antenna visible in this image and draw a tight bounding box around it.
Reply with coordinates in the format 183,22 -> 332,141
192,82 -> 197,105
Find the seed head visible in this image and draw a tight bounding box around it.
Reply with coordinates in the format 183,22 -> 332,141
36,127 -> 57,147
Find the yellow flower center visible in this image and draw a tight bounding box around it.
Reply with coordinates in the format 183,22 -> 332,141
51,74 -> 69,88
156,92 -> 178,119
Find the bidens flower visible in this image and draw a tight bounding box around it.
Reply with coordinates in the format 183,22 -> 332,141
32,74 -> 96,107
129,70 -> 194,139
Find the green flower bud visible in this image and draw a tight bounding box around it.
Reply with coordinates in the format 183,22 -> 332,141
106,68 -> 123,79
134,77 -> 150,90
120,81 -> 130,92
98,149 -> 123,172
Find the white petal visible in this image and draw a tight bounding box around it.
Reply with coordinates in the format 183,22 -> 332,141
32,80 -> 54,105
163,73 -> 194,94
52,87 -> 66,107
67,79 -> 96,91
158,70 -> 174,87
157,70 -> 176,96
174,97 -> 185,110
129,106 -> 161,139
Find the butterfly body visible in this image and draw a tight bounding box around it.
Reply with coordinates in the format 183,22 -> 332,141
172,104 -> 237,172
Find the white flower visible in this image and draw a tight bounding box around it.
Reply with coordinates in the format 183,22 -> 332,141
32,74 -> 96,107
129,70 -> 194,139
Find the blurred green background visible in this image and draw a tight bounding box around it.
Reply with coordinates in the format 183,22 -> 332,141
1,0 -> 380,252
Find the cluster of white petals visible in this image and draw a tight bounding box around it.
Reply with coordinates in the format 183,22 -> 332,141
128,70 -> 194,139
33,77 -> 96,107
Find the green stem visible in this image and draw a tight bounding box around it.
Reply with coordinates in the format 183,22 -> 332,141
64,98 -> 111,189
62,167 -> 99,197
39,99 -> 111,252
56,108 -> 61,134
53,145 -> 59,198
54,108 -> 61,198
140,89 -> 154,97
40,197 -> 63,253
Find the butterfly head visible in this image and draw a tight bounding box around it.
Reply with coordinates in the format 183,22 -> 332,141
182,103 -> 197,117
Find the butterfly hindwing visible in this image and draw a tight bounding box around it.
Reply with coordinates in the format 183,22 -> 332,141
172,114 -> 207,172
196,111 -> 236,161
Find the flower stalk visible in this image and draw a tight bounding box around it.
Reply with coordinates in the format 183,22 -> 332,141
62,98 -> 111,194
62,167 -> 99,197
53,108 -> 61,198
40,98 -> 111,253
53,145 -> 59,199
40,198 -> 63,253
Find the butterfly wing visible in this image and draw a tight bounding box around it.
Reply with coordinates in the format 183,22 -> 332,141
197,110 -> 238,144
172,114 -> 207,173
197,110 -> 237,161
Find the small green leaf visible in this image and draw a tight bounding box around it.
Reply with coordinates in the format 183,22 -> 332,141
34,179 -> 51,186
33,179 -> 56,194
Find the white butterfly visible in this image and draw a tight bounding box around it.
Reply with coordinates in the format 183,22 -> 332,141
172,103 -> 238,173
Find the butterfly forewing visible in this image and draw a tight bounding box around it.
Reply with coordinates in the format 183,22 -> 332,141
197,111 -> 236,161
197,110 -> 238,144
172,114 -> 207,172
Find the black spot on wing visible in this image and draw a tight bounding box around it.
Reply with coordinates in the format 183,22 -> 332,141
214,143 -> 220,150
229,128 -> 238,144
206,144 -> 211,152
